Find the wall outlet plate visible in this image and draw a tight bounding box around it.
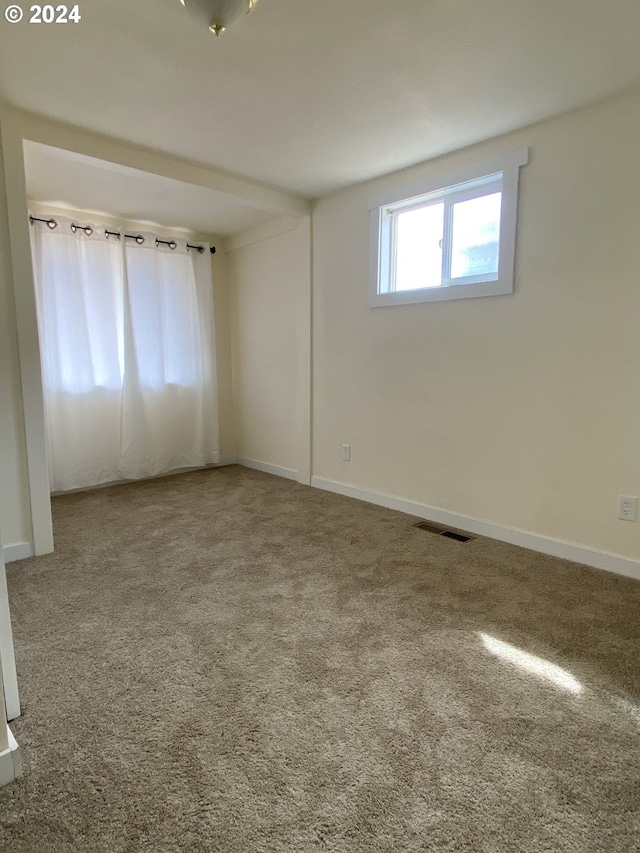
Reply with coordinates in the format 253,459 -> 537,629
341,444 -> 351,462
618,496 -> 638,522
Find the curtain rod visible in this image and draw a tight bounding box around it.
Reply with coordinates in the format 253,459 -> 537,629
29,216 -> 216,255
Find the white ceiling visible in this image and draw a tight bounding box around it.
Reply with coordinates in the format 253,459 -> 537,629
23,142 -> 276,236
2,0 -> 639,200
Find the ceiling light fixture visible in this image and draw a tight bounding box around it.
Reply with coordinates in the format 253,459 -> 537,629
179,0 -> 262,37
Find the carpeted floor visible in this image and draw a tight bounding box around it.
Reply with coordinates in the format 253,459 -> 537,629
1,465 -> 639,852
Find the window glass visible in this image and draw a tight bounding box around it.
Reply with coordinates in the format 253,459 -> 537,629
450,192 -> 502,280
395,203 -> 444,291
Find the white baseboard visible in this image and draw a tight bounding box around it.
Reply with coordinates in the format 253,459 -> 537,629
3,542 -> 35,564
237,457 -> 298,481
311,476 -> 640,581
0,727 -> 21,788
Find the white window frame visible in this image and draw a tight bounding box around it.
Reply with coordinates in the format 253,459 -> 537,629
369,148 -> 528,307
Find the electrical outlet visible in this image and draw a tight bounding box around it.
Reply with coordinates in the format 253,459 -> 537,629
341,444 -> 351,462
618,496 -> 638,522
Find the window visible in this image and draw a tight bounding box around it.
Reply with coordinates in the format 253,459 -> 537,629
369,148 -> 528,306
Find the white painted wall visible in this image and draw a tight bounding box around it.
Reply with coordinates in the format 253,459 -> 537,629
227,219 -> 311,481
0,659 -> 22,788
0,518 -> 20,721
209,245 -> 237,463
0,696 -> 7,753
312,90 -> 640,562
0,122 -> 34,552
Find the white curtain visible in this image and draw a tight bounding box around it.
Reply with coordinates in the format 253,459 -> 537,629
30,216 -> 219,492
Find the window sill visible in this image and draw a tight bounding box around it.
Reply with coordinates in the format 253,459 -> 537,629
370,276 -> 513,307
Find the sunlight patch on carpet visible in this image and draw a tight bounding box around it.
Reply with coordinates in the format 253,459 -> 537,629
479,633 -> 583,694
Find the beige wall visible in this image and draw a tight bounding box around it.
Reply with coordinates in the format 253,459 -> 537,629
0,127 -> 32,550
208,244 -> 236,462
227,219 -> 311,479
0,664 -> 8,751
312,90 -> 640,561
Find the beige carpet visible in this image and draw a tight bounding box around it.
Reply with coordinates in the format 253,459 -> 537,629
1,466 -> 638,852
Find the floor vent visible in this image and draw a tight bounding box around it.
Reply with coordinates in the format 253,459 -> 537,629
413,521 -> 475,542
413,521 -> 445,535
440,530 -> 474,542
